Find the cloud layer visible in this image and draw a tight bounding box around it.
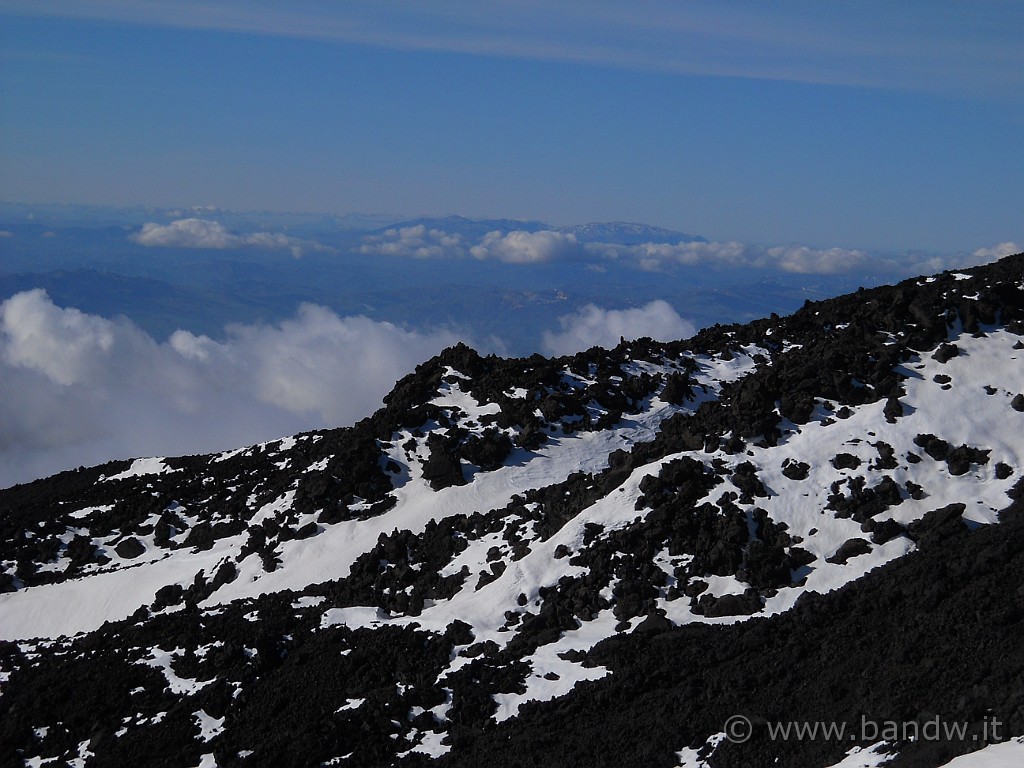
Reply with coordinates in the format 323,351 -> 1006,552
359,225 -> 468,259
587,240 -> 878,274
470,230 -> 582,264
359,227 -> 583,264
359,227 -> 873,274
4,233 -> 1018,487
0,288 -> 697,487
0,290 -> 462,489
132,218 -> 329,257
541,300 -> 696,356
360,227 -> 1020,277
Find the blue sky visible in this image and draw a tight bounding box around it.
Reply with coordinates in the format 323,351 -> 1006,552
1,1 -> 1021,251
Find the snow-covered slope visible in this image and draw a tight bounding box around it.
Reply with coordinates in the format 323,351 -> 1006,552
2,254 -> 1024,768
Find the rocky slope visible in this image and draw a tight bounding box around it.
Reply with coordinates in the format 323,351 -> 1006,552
2,254 -> 1024,767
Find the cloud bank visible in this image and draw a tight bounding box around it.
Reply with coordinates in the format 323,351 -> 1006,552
542,300 -> 696,356
360,227 -> 1020,277
359,227 -> 583,264
0,290 -> 462,489
359,225 -> 468,259
132,218 -> 330,257
361,227 -> 872,274
470,230 -> 582,264
969,242 -> 1021,265
0,288 -> 698,487
5,233 -> 1017,487
589,240 -> 871,274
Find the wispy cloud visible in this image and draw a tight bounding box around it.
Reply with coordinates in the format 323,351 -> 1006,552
591,240 -> 870,275
599,240 -> 1024,275
131,218 -> 330,257
969,242 -> 1022,263
4,1 -> 1019,101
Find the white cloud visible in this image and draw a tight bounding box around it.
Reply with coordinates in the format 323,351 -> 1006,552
359,225 -> 467,258
357,225 -> 882,274
970,242 -> 1021,264
541,300 -> 696,356
131,218 -> 329,257
470,230 -> 582,264
591,240 -> 868,274
0,290 -> 463,488
133,218 -> 234,248
589,240 -> 743,270
359,227 -> 582,263
1,294 -> 119,386
140,219 -> 1013,279
618,239 -> 1019,277
764,244 -> 868,274
883,242 -> 1023,275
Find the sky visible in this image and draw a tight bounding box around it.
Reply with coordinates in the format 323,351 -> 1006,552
1,1 -> 1021,252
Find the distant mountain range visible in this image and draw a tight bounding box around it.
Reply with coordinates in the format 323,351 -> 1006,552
2,252 -> 1024,766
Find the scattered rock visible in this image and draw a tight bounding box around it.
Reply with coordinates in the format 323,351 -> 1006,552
696,590 -> 763,617
825,538 -> 872,565
114,537 -> 145,559
781,459 -> 810,481
831,453 -> 861,471
932,343 -> 959,363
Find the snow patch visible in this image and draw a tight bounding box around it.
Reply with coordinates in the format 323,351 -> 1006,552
104,456 -> 172,481
194,709 -> 225,742
936,737 -> 1024,767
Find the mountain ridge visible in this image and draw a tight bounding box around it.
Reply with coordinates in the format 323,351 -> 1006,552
2,253 -> 1024,767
